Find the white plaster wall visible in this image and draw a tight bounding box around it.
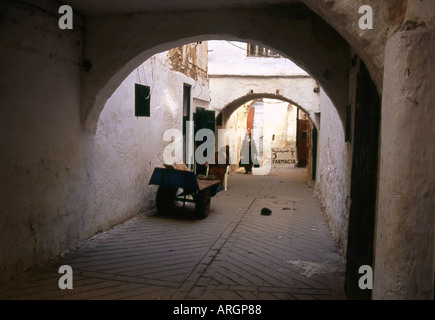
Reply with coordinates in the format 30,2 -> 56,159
0,3 -> 88,282
315,90 -> 350,250
286,105 -> 298,146
374,20 -> 435,299
263,100 -> 294,149
223,102 -> 250,167
210,76 -> 319,115
91,53 -> 171,230
253,102 -> 266,163
208,41 -> 308,76
225,99 -> 297,169
0,2 -> 209,284
207,41 -> 320,117
92,51 -> 211,229
253,100 -> 293,165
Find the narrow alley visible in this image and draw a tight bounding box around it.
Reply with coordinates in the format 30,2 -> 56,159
0,168 -> 345,300
1,0 -> 433,301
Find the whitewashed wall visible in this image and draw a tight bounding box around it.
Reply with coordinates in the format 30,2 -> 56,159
0,16 -> 209,283
207,41 -> 320,119
208,41 -> 316,172
93,50 -> 211,228
315,90 -> 351,250
208,41 -> 308,76
0,4 -> 87,283
225,98 -> 298,171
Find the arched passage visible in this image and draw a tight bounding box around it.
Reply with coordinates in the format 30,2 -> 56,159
217,94 -> 318,177
2,0 -> 432,300
217,93 -> 318,130
72,3 -> 383,300
80,4 -> 351,133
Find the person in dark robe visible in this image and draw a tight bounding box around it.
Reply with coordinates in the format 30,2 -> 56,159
240,133 -> 258,174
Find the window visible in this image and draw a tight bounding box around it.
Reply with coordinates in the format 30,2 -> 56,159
135,83 -> 150,117
247,44 -> 280,58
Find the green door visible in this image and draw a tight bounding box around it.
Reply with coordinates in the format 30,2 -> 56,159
194,108 -> 215,175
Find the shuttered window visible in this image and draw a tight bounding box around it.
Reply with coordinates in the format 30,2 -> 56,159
135,83 -> 150,117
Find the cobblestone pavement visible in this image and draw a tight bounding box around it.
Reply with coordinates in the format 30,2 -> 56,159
0,167 -> 346,300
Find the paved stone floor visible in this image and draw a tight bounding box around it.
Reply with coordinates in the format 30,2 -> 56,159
0,167 -> 346,300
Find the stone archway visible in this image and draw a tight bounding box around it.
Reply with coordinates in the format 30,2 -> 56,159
209,78 -> 320,127
218,93 -> 318,130
79,4 -> 352,133
76,3 -> 385,300
219,94 -> 318,175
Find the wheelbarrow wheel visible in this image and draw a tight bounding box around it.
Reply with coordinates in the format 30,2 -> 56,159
156,186 -> 178,215
195,189 -> 211,219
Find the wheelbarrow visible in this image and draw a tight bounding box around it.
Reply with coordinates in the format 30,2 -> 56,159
148,167 -> 221,218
